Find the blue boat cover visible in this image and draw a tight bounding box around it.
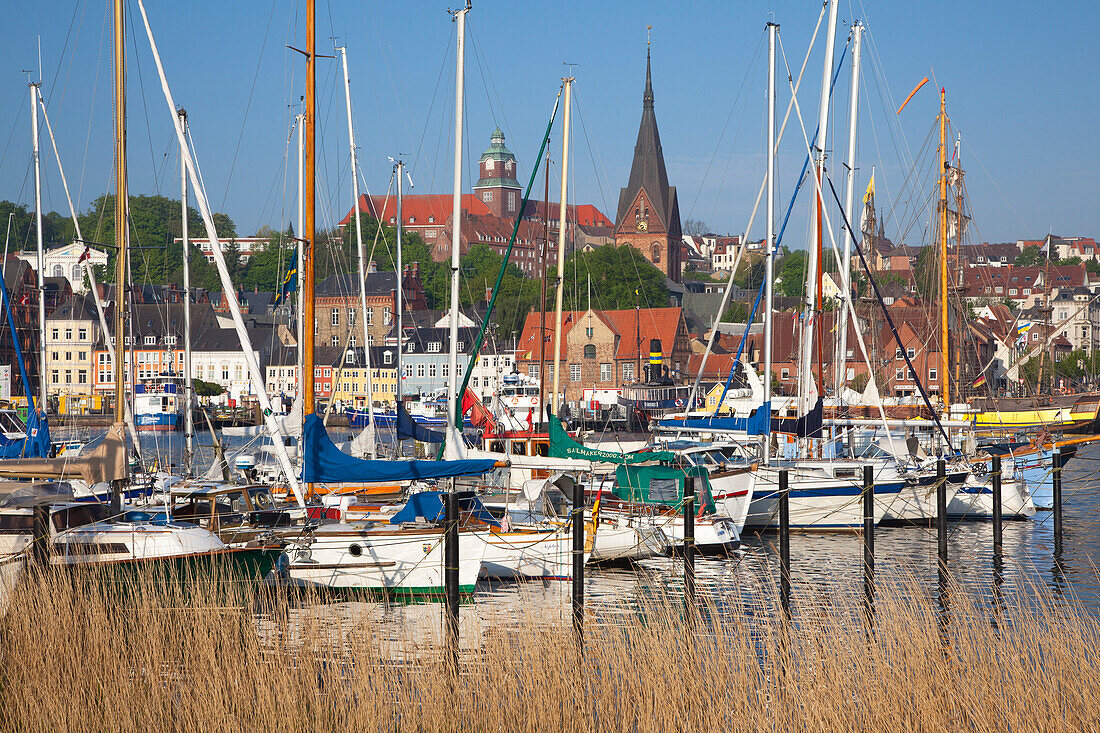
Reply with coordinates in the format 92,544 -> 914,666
0,407 -> 51,459
773,397 -> 823,438
389,490 -> 501,528
659,401 -> 771,435
302,413 -> 497,483
397,402 -> 444,443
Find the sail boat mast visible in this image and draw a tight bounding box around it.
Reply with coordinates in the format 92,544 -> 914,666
339,46 -> 375,457
30,83 -> 47,410
447,2 -> 469,438
302,0 -> 316,421
112,0 -> 128,430
395,159 -> 405,455
835,21 -> 862,400
763,21 -> 777,464
296,111 -> 305,419
938,88 -> 950,412
179,108 -> 194,475
550,78 -> 573,417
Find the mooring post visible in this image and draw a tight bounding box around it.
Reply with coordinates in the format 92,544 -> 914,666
991,455 -> 1003,556
863,464 -> 874,612
444,483 -> 459,668
31,503 -> 50,570
937,458 -> 948,577
779,468 -> 791,618
684,474 -> 696,621
1053,448 -> 1063,556
572,475 -> 585,646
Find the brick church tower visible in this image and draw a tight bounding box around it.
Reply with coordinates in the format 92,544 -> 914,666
613,47 -> 681,282
473,127 -> 523,219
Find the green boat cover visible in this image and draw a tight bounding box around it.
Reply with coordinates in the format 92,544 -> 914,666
549,415 -> 675,464
613,463 -> 715,514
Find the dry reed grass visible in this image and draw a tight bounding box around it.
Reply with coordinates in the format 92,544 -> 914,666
1,565 -> 1099,732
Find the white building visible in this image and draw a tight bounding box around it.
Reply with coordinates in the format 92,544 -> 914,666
17,241 -> 108,294
174,236 -> 271,264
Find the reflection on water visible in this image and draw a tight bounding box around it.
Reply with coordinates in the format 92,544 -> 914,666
56,425 -> 1100,627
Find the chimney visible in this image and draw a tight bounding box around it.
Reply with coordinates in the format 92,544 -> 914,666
484,285 -> 492,303
402,264 -> 409,278
368,260 -> 377,274
411,261 -> 419,277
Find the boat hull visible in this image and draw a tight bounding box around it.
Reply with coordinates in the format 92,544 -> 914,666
478,529 -> 579,580
135,412 -> 181,432
746,464 -> 903,530
947,475 -> 1035,519
883,470 -> 967,523
588,516 -> 670,563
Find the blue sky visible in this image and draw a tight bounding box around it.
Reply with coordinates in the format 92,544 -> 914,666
0,0 -> 1096,249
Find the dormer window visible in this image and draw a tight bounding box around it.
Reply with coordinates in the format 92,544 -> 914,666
409,216 -> 415,224
144,335 -> 156,346
428,216 -> 435,223
383,351 -> 393,365
427,342 -> 442,353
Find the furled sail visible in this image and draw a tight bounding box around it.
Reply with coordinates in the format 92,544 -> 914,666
658,402 -> 771,435
0,422 -> 127,484
302,413 -> 499,483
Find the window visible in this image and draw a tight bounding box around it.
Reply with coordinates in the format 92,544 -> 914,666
457,341 -> 465,352
929,368 -> 938,382
365,309 -> 373,326
222,365 -> 230,381
78,328 -> 87,341
569,364 -> 581,382
547,364 -> 554,382
650,243 -> 661,264
896,369 -> 905,381
906,348 -> 915,359
324,368 -> 332,378
65,370 -> 72,384
51,329 -> 59,340
78,371 -> 87,384
65,329 -> 72,340
585,327 -> 593,337
416,363 -> 425,378
442,363 -> 449,378
482,190 -> 493,203
349,309 -> 357,327
331,309 -> 340,326
79,351 -> 87,361
1024,288 -> 1032,295
164,335 -> 177,346
427,342 -> 442,353
383,307 -> 392,325
583,344 -> 596,359
428,364 -> 437,378
529,364 -> 540,380
780,368 -> 790,380
1009,289 -> 1018,296
65,352 -> 72,362
350,335 -> 358,348
623,362 -> 635,381
600,363 -> 612,382
895,348 -> 903,360
51,370 -> 59,384
507,191 -> 517,212
144,335 -> 156,346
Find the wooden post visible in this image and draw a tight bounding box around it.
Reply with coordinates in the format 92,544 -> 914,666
991,455 -> 1003,556
1053,449 -> 1063,556
31,503 -> 50,570
863,464 -> 874,613
779,469 -> 791,617
683,474 -> 696,620
444,486 -> 459,669
937,458 -> 948,577
572,475 -> 584,645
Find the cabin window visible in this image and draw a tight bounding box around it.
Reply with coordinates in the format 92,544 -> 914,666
649,478 -> 680,504
834,468 -> 860,480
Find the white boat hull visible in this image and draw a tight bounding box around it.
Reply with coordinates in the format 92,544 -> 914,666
745,462 -> 903,530
588,516 -> 670,562
478,529 -> 579,580
947,476 -> 1035,519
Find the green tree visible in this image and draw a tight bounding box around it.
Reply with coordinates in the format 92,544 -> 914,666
560,245 -> 670,311
1014,245 -> 1045,266
774,249 -> 808,297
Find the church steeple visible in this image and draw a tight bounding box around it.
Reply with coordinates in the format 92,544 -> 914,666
613,40 -> 682,283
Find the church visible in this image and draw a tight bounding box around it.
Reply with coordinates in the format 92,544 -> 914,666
613,46 -> 682,283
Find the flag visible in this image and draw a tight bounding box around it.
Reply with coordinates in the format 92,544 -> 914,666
972,374 -> 987,389
1015,322 -> 1033,345
863,173 -> 875,204
77,246 -> 91,263
274,253 -> 298,306
859,172 -> 875,233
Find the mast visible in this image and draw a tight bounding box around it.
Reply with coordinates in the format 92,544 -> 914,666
538,143 -> 550,431
550,77 -> 574,417
112,0 -> 128,431
30,82 -> 47,411
835,20 -> 862,401
296,111 -> 305,421
302,0 -> 316,423
763,21 -> 777,464
179,108 -> 194,476
395,159 -> 405,456
446,2 -> 468,450
798,0 -> 838,429
953,134 -> 964,392
339,46 -> 375,457
938,88 -> 949,412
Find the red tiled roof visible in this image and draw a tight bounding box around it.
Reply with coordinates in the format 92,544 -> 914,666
516,307 -> 685,362
339,194 -> 491,228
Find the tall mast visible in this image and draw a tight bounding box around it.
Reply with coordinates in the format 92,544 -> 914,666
339,46 -> 375,457
938,88 -> 949,412
30,82 -> 47,410
550,77 -> 574,417
296,112 -> 305,417
953,134 -> 964,392
302,0 -> 316,421
763,21 -> 777,464
446,2 -> 468,445
179,108 -> 194,476
112,0 -> 128,430
395,159 -> 405,455
798,0 -> 838,425
538,143 -> 550,431
835,20 -> 862,401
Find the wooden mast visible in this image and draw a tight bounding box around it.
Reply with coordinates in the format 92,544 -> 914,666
938,88 -> 949,412
302,0 -> 316,418
112,0 -> 127,428
537,143 -> 550,432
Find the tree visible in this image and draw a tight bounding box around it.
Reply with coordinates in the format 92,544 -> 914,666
774,249 -> 808,298
560,245 -> 670,311
682,219 -> 710,236
1014,245 -> 1045,267
193,378 -> 225,397
1088,260 -> 1100,276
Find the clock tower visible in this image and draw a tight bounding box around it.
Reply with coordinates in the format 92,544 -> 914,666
613,45 -> 681,282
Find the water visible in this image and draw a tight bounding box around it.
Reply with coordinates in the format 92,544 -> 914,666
56,425 -> 1100,621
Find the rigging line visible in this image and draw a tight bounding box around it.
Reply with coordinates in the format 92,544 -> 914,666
125,1 -> 161,195
466,23 -> 503,132
571,90 -> 612,223
960,136 -> 1036,241
685,28 -> 766,223
47,0 -> 87,118
219,0 -> 279,209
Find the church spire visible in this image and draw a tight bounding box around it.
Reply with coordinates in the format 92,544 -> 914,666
644,46 -> 654,110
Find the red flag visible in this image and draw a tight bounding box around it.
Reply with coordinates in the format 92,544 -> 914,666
77,246 -> 91,263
